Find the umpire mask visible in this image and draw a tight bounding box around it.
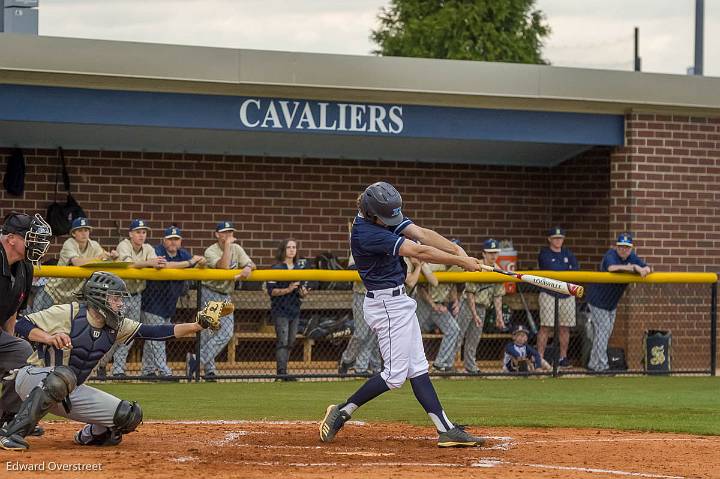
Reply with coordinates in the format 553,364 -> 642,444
1,212 -> 52,266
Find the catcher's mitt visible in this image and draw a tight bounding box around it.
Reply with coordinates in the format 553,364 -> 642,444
196,301 -> 235,331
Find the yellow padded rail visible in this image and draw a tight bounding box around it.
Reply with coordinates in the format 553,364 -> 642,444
34,266 -> 718,284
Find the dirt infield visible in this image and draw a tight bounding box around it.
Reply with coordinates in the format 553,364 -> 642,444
3,421 -> 716,479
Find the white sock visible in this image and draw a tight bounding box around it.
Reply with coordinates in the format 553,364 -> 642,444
340,402 -> 358,415
428,412 -> 454,433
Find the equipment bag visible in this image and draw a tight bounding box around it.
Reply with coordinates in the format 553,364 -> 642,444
46,147 -> 86,236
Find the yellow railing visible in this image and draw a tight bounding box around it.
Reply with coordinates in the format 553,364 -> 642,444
34,265 -> 718,284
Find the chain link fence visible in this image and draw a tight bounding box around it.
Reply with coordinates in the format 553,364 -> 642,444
27,269 -> 717,381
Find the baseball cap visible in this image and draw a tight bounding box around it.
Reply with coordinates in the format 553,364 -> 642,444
548,226 -> 565,238
512,324 -> 530,337
164,226 -> 182,239
70,217 -> 92,232
2,212 -> 34,236
216,221 -> 236,233
483,238 -> 501,253
616,233 -> 633,247
129,219 -> 150,231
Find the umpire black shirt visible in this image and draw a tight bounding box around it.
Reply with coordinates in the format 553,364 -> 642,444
0,242 -> 33,330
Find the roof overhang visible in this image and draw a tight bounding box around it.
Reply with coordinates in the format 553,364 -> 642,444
4,34 -> 717,166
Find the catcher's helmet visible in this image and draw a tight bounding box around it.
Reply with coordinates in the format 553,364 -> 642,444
78,271 -> 130,330
360,181 -> 403,226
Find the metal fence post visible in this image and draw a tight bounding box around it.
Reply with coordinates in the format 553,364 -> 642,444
711,282 -> 717,376
552,295 -> 560,378
195,280 -> 202,382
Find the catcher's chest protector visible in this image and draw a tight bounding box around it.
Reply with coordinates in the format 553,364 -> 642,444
44,304 -> 117,385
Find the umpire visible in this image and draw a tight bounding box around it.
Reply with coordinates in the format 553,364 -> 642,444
0,212 -> 51,427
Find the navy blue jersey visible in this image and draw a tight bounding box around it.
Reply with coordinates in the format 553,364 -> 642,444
141,244 -> 192,318
537,247 -> 579,298
350,214 -> 413,291
586,249 -> 647,310
266,263 -> 302,318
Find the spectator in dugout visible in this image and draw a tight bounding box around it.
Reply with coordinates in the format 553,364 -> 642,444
585,233 -> 651,372
30,217 -> 118,313
196,221 -> 256,381
140,226 -> 206,378
456,238 -> 506,374
98,219 -> 167,379
503,324 -> 551,372
417,262 -> 462,373
266,239 -> 309,381
536,227 -> 579,368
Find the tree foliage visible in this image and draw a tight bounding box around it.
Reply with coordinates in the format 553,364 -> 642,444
371,0 -> 551,64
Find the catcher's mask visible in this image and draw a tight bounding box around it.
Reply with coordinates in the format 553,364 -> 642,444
360,181 -> 403,226
2,212 -> 52,266
78,271 -> 130,330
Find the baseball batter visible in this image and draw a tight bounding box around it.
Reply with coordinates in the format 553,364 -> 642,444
0,271 -> 215,451
320,182 -> 485,447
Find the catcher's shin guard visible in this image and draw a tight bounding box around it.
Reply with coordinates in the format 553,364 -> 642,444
2,366 -> 77,439
113,400 -> 143,434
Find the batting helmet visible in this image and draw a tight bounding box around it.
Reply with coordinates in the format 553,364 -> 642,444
79,271 -> 130,330
360,182 -> 403,226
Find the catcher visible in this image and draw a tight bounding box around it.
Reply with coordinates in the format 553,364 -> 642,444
0,271 -> 230,451
502,324 -> 551,373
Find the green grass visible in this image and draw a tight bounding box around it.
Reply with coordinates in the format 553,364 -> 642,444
86,376 -> 720,435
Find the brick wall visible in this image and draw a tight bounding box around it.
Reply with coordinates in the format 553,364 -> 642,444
608,113 -> 720,370
0,147 -> 611,269
610,113 -> 720,272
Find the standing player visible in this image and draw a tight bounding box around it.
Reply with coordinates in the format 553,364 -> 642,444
0,212 -> 51,430
104,219 -> 166,378
31,217 -> 118,312
320,182 -> 485,447
456,239 -> 505,374
0,271 -> 218,451
198,222 -> 256,381
536,227 -> 579,368
585,233 -> 651,372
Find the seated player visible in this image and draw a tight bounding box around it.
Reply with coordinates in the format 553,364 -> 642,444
0,271 -> 220,451
502,324 -> 551,373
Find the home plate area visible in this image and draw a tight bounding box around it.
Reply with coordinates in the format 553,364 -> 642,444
4,421 -> 716,479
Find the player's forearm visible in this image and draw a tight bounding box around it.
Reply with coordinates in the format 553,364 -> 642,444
27,327 -> 53,344
416,228 -> 465,256
4,314 -> 17,334
405,266 -> 422,289
70,257 -> 97,266
607,264 -> 635,273
494,296 -> 504,320
411,244 -> 467,269
174,323 -> 203,337
165,260 -> 194,269
216,247 -> 234,269
466,293 -> 479,318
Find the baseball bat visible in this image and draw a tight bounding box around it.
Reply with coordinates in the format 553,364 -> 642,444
479,264 -> 584,298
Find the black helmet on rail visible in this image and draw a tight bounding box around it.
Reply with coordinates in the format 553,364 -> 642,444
78,271 -> 130,330
360,181 -> 404,226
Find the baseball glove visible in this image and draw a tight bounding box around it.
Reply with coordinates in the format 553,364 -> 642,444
196,301 -> 235,331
